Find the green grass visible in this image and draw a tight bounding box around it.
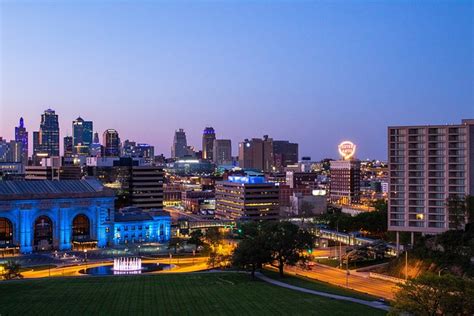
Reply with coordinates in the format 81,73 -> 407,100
0,273 -> 385,315
262,270 -> 379,302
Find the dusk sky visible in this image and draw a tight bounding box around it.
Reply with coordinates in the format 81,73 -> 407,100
1,1 -> 472,160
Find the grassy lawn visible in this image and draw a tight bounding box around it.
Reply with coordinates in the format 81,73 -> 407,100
262,270 -> 379,302
0,273 -> 385,315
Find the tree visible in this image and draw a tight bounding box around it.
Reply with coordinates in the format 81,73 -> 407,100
232,222 -> 272,278
447,194 -> 468,230
188,230 -> 204,251
167,237 -> 184,254
300,201 -> 314,225
205,227 -> 223,247
265,221 -> 315,277
390,273 -> 474,316
1,261 -> 22,280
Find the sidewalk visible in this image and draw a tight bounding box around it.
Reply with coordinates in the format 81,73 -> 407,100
255,272 -> 389,312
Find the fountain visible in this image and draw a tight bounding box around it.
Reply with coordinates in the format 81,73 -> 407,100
80,256 -> 172,276
113,257 -> 142,274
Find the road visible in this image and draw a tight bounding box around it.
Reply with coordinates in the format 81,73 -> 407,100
284,263 -> 397,300
21,257 -> 210,279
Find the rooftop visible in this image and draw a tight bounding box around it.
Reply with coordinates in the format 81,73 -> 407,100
0,179 -> 114,200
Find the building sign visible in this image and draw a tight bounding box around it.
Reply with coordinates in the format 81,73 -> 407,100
338,141 -> 356,160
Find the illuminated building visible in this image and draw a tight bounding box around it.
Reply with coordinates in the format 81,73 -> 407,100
103,129 -> 121,157
215,175 -> 279,220
113,208 -> 171,245
0,179 -> 114,253
388,119 -> 474,236
171,128 -> 188,159
0,139 -> 22,164
202,127 -> 216,161
213,139 -> 232,165
166,159 -> 214,176
90,132 -> 102,157
238,135 -> 273,172
329,141 -> 361,204
73,117 -> 93,155
63,136 -> 73,158
182,190 -> 215,218
122,140 -> 155,165
14,117 -> 28,165
32,109 -> 60,164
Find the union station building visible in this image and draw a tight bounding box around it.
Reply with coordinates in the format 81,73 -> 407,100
0,179 -> 171,254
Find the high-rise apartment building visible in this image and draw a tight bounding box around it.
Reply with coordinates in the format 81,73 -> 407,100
202,127 -> 216,161
388,119 -> 474,235
72,117 -> 93,155
14,117 -> 28,165
103,129 -> 120,157
215,175 -> 279,220
213,139 -> 232,165
238,135 -> 273,172
171,128 -> 188,159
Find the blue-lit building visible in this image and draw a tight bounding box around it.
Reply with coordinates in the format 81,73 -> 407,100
113,207 -> 171,245
0,179 -> 171,254
0,179 -> 114,253
166,159 -> 214,176
215,172 -> 280,221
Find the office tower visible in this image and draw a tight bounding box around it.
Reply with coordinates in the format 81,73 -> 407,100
129,166 -> 164,209
38,109 -> 60,157
90,132 -> 102,157
213,139 -> 232,165
238,135 -> 273,172
329,141 -> 360,205
122,140 -> 154,164
103,129 -> 120,157
171,128 -> 188,159
64,136 -> 74,158
329,160 -> 361,204
202,127 -> 216,161
0,139 -> 21,163
215,175 -> 280,220
72,117 -> 93,155
388,119 -> 474,236
273,140 -> 298,170
14,117 -> 28,164
32,131 -> 41,165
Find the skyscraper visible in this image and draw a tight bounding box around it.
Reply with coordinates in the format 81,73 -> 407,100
103,129 -> 120,157
238,135 -> 273,172
14,117 -> 28,165
202,127 -> 216,161
72,116 -> 93,155
89,132 -> 102,157
171,128 -> 188,159
213,139 -> 232,165
33,109 -> 60,164
63,136 -> 74,158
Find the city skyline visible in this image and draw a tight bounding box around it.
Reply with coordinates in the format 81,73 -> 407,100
1,1 -> 473,160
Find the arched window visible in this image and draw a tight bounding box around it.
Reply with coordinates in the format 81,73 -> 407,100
34,216 -> 53,246
72,215 -> 90,241
0,218 -> 13,245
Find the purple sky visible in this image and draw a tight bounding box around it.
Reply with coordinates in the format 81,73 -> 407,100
1,1 -> 473,160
